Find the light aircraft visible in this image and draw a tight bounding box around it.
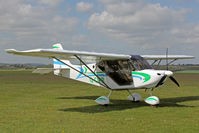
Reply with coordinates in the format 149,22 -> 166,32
6,43 -> 195,106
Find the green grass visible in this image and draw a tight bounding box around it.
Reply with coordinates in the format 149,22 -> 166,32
0,71 -> 199,133
176,70 -> 199,74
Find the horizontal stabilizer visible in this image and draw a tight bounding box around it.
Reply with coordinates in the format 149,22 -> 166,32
32,68 -> 69,74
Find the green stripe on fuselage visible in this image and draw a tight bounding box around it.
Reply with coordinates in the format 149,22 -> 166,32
132,72 -> 151,83
83,66 -> 87,73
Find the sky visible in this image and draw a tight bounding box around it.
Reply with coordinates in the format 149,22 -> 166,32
1,0 -> 199,64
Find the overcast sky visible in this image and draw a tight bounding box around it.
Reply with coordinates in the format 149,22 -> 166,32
1,0 -> 199,64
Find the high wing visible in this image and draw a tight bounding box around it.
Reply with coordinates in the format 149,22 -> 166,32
5,48 -> 194,62
141,55 -> 195,60
6,49 -> 131,62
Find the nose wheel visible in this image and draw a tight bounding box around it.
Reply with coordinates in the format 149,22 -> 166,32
145,89 -> 160,106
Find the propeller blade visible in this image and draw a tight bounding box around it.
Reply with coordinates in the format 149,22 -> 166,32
169,76 -> 180,87
155,75 -> 167,88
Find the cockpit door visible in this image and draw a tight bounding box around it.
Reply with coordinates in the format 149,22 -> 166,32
98,60 -> 133,85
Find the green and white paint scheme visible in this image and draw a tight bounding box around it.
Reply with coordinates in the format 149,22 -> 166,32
145,96 -> 160,105
53,58 -> 172,90
6,43 -> 194,106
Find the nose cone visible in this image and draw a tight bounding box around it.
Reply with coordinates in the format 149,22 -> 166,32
164,71 -> 173,77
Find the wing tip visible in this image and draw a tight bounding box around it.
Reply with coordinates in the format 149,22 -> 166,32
5,49 -> 17,54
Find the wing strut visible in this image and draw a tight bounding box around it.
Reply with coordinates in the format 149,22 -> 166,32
151,60 -> 158,65
74,55 -> 111,89
152,59 -> 178,67
53,57 -> 111,89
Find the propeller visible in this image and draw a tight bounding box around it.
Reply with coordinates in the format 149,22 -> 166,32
155,75 -> 167,88
156,74 -> 180,88
166,48 -> 180,87
169,76 -> 180,87
156,48 -> 180,88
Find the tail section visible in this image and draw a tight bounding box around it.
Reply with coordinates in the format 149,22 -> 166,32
52,43 -> 63,50
52,43 -> 71,77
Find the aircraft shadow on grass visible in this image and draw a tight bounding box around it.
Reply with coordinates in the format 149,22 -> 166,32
57,96 -> 199,113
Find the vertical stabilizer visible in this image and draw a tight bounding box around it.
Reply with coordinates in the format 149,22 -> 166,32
52,43 -> 71,77
52,43 -> 63,50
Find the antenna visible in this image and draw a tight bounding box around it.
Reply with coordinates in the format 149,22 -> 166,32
166,48 -> 168,70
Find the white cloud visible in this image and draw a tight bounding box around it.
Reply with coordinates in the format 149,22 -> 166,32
87,0 -> 199,64
88,1 -> 187,48
76,2 -> 93,13
105,1 -> 146,16
0,0 -> 198,64
98,0 -> 119,4
0,1 -> 78,35
18,4 -> 32,16
0,1 -> 79,50
0,0 -> 81,63
39,0 -> 63,6
171,25 -> 199,44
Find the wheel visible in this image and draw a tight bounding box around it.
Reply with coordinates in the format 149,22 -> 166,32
95,96 -> 110,105
128,93 -> 142,102
145,96 -> 160,106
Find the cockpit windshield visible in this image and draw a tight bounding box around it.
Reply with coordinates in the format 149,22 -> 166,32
96,55 -> 151,85
130,55 -> 152,70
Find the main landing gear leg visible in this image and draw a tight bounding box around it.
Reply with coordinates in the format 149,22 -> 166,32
127,90 -> 142,102
149,89 -> 152,96
144,88 -> 160,107
107,90 -> 112,98
95,90 -> 112,106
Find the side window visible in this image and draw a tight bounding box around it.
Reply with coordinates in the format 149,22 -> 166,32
97,60 -> 133,85
97,61 -> 105,71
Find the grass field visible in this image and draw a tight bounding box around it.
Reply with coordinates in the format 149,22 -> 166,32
0,70 -> 199,133
176,70 -> 199,74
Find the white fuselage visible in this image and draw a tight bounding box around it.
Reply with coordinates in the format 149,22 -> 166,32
53,59 -> 172,90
